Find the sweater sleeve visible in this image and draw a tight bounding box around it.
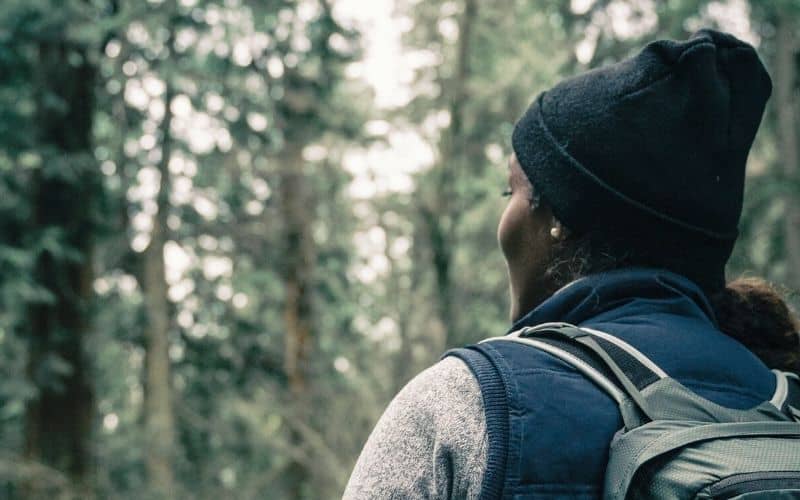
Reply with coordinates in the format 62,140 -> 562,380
342,356 -> 488,500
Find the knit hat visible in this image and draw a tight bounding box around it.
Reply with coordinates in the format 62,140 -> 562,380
511,28 -> 772,294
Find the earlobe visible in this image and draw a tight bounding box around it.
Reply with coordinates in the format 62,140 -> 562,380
549,218 -> 568,241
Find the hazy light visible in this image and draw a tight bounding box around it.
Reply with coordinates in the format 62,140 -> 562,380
302,144 -> 327,161
250,178 -> 271,200
215,128 -> 233,152
291,33 -> 312,53
245,200 -> 263,215
267,57 -> 285,78
139,133 -> 157,150
344,129 -> 433,199
136,166 -> 161,199
232,293 -> 249,309
216,283 -> 234,301
193,194 -> 218,220
224,106 -> 240,122
485,144 -> 504,164
148,99 -> 165,121
246,112 -> 268,132
205,92 -> 225,113
168,156 -> 186,175
118,274 -> 139,294
198,234 -> 219,251
297,0 -> 321,22
168,343 -> 184,362
437,17 -> 459,41
333,0 -> 412,108
354,226 -> 386,257
132,212 -> 153,233
168,278 -> 195,302
164,241 -> 193,285
131,233 -> 150,253
694,0 -> 758,45
389,236 -> 411,259
170,94 -> 193,117
94,278 -> 112,295
124,81 -> 149,110
172,176 -> 193,205
369,254 -> 390,275
365,120 -> 390,136
575,37 -> 597,64
220,468 -> 237,488
571,0 -> 596,15
142,74 -> 165,96
607,0 -> 657,40
334,356 -> 351,373
122,61 -> 138,76
176,28 -> 198,52
203,256 -> 233,280
101,160 -> 117,176
232,41 -> 252,66
105,40 -> 122,58
126,22 -> 150,46
328,33 -> 350,53
369,316 -> 398,343
214,42 -> 230,58
351,262 -> 377,283
103,413 -> 119,432
177,309 -> 194,328
167,214 -> 181,230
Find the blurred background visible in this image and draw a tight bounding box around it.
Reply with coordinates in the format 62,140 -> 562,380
0,0 -> 798,498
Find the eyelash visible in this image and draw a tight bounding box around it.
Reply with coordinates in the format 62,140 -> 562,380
501,188 -> 512,197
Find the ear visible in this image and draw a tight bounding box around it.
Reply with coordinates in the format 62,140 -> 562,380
550,217 -> 569,241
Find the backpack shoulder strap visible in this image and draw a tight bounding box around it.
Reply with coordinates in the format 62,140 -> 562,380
778,371 -> 800,421
482,334 -> 628,405
482,322 -> 665,428
520,323 -> 666,421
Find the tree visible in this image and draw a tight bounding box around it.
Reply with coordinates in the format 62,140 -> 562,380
771,4 -> 800,291
141,21 -> 178,498
0,0 -> 113,496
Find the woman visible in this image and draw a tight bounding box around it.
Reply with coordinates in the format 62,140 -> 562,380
343,28 -> 800,499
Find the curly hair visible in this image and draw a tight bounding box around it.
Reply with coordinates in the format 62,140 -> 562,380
712,278 -> 800,374
538,206 -> 800,375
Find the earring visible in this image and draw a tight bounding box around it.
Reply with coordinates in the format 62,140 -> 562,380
550,225 -> 562,239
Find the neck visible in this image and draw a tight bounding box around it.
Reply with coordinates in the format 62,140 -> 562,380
508,266 -> 717,333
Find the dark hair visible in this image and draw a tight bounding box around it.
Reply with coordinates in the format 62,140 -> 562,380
541,222 -> 800,375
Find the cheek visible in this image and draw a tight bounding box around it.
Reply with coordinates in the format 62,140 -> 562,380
497,197 -> 530,261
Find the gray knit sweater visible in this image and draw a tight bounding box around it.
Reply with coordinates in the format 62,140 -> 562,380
342,357 -> 487,499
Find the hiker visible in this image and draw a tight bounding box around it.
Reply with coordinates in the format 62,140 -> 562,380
343,28 -> 800,499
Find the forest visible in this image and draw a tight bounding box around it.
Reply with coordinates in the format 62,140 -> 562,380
0,0 -> 798,498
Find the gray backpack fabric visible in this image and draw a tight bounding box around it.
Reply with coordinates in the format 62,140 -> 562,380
483,322 -> 800,499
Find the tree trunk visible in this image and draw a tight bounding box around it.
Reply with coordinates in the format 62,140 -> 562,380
774,12 -> 800,290
279,143 -> 315,500
24,35 -> 97,499
141,74 -> 177,498
426,0 -> 478,349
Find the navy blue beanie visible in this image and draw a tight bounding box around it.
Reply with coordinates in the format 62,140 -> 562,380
511,28 -> 772,294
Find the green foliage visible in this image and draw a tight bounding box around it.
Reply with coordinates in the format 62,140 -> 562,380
0,0 -> 797,498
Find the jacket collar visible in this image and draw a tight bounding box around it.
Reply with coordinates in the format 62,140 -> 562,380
507,266 -> 719,334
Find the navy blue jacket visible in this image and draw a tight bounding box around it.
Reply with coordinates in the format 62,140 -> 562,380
445,267 -> 777,499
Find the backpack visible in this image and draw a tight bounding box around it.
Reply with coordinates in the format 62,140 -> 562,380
482,322 -> 800,499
